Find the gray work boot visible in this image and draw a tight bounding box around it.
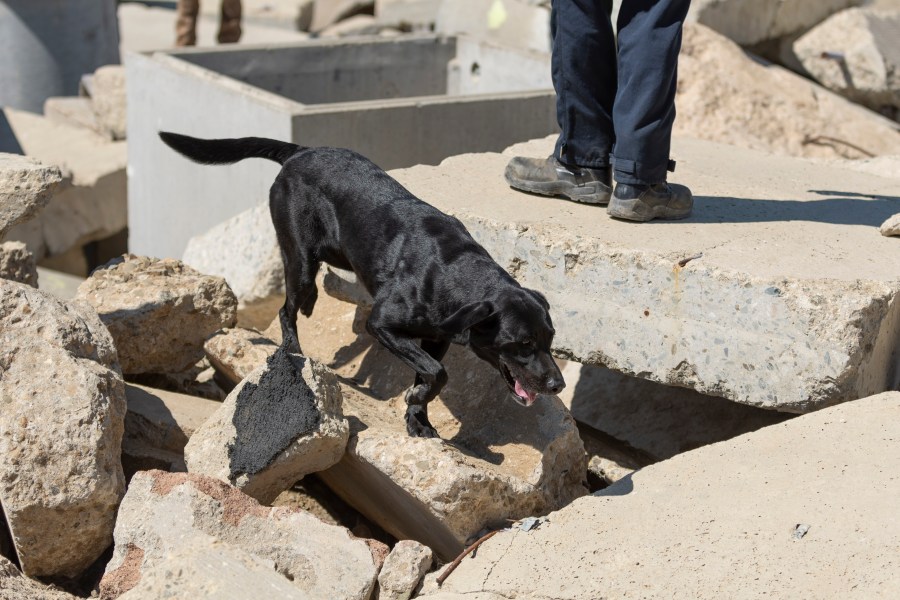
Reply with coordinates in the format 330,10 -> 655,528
504,156 -> 612,205
607,182 -> 693,222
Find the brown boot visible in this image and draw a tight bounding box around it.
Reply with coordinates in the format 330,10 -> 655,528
175,0 -> 200,47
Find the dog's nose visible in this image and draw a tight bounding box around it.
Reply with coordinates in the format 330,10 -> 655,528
545,376 -> 565,395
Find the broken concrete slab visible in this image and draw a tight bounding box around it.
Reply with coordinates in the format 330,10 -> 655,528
1,108 -> 126,260
122,384 -> 220,478
203,326 -> 279,385
387,134 -> 900,414
677,23 -> 900,160
294,294 -> 586,561
182,202 -> 284,329
43,97 -> 103,137
794,7 -> 900,119
378,539 -> 433,600
184,350 -> 349,504
559,362 -> 792,459
101,470 -> 384,600
115,539 -> 310,600
91,65 -> 127,141
0,241 -> 38,287
882,213 -> 900,236
0,153 -> 62,240
687,0 -> 864,46
0,280 -> 125,578
75,254 -> 238,375
418,392 -> 900,599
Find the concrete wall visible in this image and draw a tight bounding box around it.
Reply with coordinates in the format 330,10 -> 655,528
128,35 -> 557,260
0,0 -> 120,113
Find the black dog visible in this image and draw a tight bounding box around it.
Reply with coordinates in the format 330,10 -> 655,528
160,132 -> 565,438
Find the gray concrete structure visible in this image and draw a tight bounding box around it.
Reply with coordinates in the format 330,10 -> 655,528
0,0 -> 120,113
127,35 -> 555,258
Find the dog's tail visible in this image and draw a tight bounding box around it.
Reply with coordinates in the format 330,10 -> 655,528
158,131 -> 302,166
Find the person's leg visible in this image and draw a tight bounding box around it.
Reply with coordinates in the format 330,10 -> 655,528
553,0 -> 617,169
176,0 -> 200,47
504,0 -> 616,206
607,0 -> 693,221
218,0 -> 242,44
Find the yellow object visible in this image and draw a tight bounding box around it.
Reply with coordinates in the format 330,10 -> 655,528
487,0 -> 508,30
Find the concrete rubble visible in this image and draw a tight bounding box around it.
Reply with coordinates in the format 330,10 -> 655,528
1,108 -> 126,269
203,326 -> 280,385
387,134 -> 900,414
115,539 -> 312,600
310,0 -> 375,32
687,0 -> 864,46
75,254 -> 238,375
296,294 -> 587,561
378,539 -> 434,600
418,392 -> 900,599
794,7 -> 900,119
91,65 -> 128,141
122,384 -> 221,478
100,470 -> 385,600
182,202 -> 284,329
0,241 -> 38,287
43,97 -> 102,134
0,556 -> 78,600
882,213 -> 900,236
677,23 -> 900,160
184,350 -> 350,504
0,153 -> 62,239
0,280 -> 125,578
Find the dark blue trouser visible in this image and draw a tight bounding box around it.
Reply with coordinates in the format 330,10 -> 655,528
551,0 -> 691,185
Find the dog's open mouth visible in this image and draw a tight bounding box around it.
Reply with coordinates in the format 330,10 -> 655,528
500,362 -> 539,407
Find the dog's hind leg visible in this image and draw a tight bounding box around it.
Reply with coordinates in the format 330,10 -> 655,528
278,248 -> 320,355
367,310 -> 449,438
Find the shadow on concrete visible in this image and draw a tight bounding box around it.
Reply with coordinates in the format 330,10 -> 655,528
593,472 -> 634,497
678,192 -> 900,227
0,112 -> 23,155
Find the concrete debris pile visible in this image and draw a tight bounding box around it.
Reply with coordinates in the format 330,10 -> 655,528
2,0 -> 900,598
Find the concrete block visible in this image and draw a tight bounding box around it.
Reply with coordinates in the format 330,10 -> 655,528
794,7 -> 900,119
677,23 -> 900,161
43,97 -> 103,137
126,34 -> 554,258
92,65 -> 127,141
376,0 -> 442,28
0,0 -> 119,113
0,240 -> 37,287
419,392 -> 900,599
184,350 -> 350,504
0,153 -> 61,240
385,134 -> 900,413
435,0 -> 551,54
687,0 -> 864,46
882,213 -> 900,236
101,470 -> 385,600
1,108 -> 127,260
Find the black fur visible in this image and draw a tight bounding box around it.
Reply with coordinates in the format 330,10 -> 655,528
160,132 -> 565,438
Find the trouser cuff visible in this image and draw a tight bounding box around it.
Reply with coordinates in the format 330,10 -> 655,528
612,156 -> 676,185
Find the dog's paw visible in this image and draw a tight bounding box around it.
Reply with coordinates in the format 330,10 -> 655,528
405,408 -> 439,439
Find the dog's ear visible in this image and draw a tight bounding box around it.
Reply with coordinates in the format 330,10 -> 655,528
439,301 -> 497,335
525,288 -> 550,311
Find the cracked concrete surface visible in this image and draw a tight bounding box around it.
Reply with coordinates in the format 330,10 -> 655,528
418,392 -> 900,599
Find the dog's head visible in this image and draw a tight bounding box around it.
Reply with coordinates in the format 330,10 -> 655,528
440,288 -> 564,406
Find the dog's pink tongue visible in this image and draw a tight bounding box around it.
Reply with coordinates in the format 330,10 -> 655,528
514,380 -> 537,406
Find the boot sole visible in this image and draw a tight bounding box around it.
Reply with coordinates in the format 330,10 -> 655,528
505,174 -> 611,206
607,197 -> 692,222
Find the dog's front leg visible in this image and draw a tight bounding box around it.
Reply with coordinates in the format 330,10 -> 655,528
367,315 -> 449,438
